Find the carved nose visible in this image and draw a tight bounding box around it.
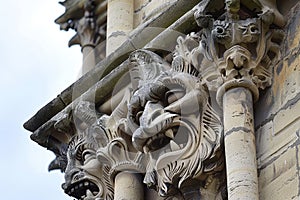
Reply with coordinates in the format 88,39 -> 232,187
61,183 -> 67,190
62,168 -> 83,190
228,52 -> 248,70
140,101 -> 164,128
233,55 -> 247,69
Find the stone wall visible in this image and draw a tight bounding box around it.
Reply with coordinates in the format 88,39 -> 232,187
255,2 -> 300,199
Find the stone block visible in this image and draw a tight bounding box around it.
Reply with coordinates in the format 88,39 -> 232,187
256,115 -> 300,167
258,146 -> 299,200
256,121 -> 273,159
259,166 -> 299,199
273,100 -> 300,135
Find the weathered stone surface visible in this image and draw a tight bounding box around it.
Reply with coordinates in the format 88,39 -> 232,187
258,146 -> 299,200
255,2 -> 300,125
223,88 -> 258,200
24,0 -> 200,134
254,3 -> 300,197
25,0 -> 300,200
134,0 -> 177,28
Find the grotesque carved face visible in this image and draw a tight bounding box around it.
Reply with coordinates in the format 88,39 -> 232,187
62,131 -> 113,200
128,71 -> 223,196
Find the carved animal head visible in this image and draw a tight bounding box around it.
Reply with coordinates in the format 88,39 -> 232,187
61,118 -> 114,200
128,71 -> 223,196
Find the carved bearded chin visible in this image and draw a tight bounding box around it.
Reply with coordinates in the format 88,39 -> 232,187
128,71 -> 223,196
62,134 -> 109,200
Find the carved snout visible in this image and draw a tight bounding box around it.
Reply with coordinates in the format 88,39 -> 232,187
62,168 -> 84,190
132,101 -> 178,152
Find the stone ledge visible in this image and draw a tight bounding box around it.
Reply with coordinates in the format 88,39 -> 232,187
24,0 -> 200,133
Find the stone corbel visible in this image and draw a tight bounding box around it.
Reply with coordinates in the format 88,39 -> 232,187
61,117 -> 115,200
127,50 -> 225,199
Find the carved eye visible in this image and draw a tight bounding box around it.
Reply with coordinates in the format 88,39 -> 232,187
249,24 -> 259,34
216,26 -> 225,34
165,88 -> 185,105
82,149 -> 95,164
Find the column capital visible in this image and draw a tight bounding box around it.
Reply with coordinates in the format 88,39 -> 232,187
192,0 -> 284,105
55,0 -> 107,49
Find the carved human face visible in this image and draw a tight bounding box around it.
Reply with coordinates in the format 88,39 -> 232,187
128,71 -> 222,196
212,18 -> 260,50
62,134 -> 107,200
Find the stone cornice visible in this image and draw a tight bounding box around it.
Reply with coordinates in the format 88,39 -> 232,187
24,0 -> 200,133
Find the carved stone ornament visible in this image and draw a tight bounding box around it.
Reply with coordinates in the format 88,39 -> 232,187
62,115 -> 114,200
47,1 -> 285,199
62,91 -> 147,200
127,50 -> 224,198
188,0 -> 284,104
56,0 -> 107,48
96,89 -> 147,180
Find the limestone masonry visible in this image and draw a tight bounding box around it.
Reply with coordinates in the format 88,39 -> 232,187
24,0 -> 300,199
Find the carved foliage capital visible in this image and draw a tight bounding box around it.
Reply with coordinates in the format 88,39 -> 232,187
56,0 -> 107,48
192,0 -> 284,100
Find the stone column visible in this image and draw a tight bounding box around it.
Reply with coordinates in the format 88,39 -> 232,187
222,87 -> 258,199
96,136 -> 146,200
55,0 -> 107,75
114,172 -> 144,200
82,46 -> 97,74
193,1 -> 284,198
106,0 -> 134,55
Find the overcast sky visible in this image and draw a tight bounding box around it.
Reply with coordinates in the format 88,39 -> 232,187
0,1 -> 82,199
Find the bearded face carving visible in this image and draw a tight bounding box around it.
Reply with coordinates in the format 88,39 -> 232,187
62,121 -> 114,200
128,70 -> 224,197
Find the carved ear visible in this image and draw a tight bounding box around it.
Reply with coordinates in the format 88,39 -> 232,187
129,50 -> 170,92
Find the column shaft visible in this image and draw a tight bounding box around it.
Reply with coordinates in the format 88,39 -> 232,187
106,0 -> 134,55
114,172 -> 144,200
82,46 -> 96,75
223,87 -> 259,200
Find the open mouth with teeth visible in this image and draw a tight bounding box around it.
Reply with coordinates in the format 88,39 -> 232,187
143,125 -> 188,155
142,122 -> 192,188
65,179 -> 100,200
